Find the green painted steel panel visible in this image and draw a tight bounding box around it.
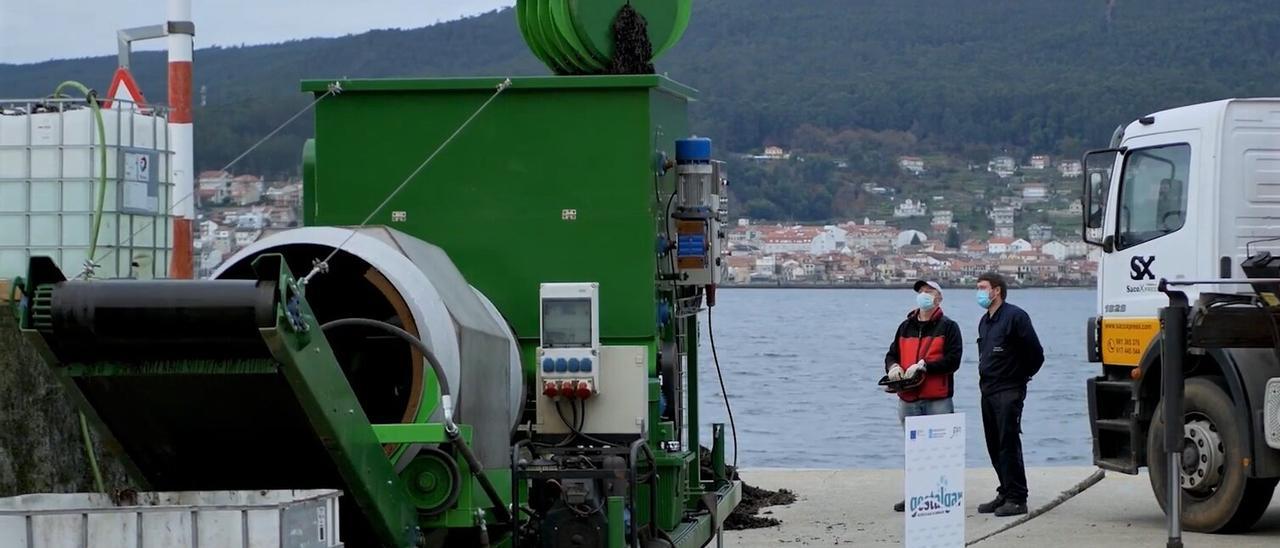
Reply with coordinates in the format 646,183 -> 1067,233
302,76 -> 692,349
654,452 -> 692,530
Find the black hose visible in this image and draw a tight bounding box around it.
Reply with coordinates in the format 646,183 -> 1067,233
629,439 -> 659,547
320,317 -> 453,410
510,439 -> 529,548
321,317 -> 512,525
707,307 -> 738,472
448,425 -> 514,524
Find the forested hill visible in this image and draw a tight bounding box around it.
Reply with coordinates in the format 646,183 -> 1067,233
3,0 -> 1278,180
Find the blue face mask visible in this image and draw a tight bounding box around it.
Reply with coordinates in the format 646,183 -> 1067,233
916,292 -> 936,311
977,289 -> 993,309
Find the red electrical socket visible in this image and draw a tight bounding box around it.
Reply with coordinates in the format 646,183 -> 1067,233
575,380 -> 593,400
542,380 -> 559,399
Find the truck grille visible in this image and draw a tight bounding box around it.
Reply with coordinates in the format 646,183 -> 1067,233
1266,378 -> 1280,450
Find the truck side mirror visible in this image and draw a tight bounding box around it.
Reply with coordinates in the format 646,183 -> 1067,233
1082,148 -> 1122,248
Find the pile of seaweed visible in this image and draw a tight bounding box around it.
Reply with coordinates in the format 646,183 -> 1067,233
700,447 -> 797,530
608,3 -> 655,74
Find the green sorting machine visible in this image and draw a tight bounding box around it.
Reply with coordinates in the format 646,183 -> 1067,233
12,2 -> 739,547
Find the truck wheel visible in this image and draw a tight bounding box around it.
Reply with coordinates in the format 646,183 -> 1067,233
1147,377 -> 1278,533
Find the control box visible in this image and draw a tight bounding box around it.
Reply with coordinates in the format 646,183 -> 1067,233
537,283 -> 600,398
669,138 -> 726,287
536,345 -> 648,436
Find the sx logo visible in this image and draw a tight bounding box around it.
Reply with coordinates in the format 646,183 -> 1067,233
1130,256 -> 1155,281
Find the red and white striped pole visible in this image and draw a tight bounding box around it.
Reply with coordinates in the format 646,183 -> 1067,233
167,0 -> 194,279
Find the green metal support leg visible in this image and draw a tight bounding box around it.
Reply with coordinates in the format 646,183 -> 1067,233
685,315 -> 701,492
253,254 -> 421,548
607,496 -> 625,547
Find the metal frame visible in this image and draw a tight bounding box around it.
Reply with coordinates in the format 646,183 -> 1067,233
116,25 -> 167,69
0,98 -> 173,280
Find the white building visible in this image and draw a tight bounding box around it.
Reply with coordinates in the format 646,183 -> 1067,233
1027,224 -> 1054,242
233,229 -> 262,248
991,205 -> 1016,240
931,210 -> 954,227
1022,183 -> 1049,203
235,211 -> 268,230
1065,240 -> 1090,259
1029,155 -> 1051,170
764,146 -> 788,160
761,226 -> 822,254
199,219 -> 219,239
895,229 -> 929,249
214,230 -> 233,254
989,156 -> 1017,177
899,156 -> 925,175
988,237 -> 1013,255
754,255 -> 777,278
1041,241 -> 1070,261
1010,238 -> 1034,253
808,225 -> 849,255
1059,160 -> 1083,178
894,198 -> 928,218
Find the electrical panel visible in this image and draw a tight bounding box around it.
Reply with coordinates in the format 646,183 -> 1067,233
537,282 -> 600,398
536,345 -> 649,435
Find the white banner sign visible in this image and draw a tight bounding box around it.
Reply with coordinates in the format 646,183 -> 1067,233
904,412 -> 966,548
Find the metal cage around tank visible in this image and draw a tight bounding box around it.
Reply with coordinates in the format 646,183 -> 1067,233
0,98 -> 174,281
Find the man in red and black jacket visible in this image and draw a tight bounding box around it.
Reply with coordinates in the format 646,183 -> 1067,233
885,280 -> 964,512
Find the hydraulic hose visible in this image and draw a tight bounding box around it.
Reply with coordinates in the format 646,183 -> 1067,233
319,317 -> 512,525
320,317 -> 453,411
448,425 -> 513,524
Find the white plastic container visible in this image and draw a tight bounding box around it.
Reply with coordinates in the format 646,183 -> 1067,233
0,489 -> 342,548
0,99 -> 173,281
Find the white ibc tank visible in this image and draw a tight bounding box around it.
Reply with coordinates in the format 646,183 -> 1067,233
0,99 -> 173,281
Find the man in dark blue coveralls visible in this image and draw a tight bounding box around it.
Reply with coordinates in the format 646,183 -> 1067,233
974,273 -> 1044,517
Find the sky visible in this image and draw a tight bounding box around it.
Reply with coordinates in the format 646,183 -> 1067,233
0,0 -> 515,64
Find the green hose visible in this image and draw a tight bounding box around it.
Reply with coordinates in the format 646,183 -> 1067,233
51,81 -> 109,271
50,81 -> 108,494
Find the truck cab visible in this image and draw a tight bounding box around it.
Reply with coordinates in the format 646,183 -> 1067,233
1083,98 -> 1280,532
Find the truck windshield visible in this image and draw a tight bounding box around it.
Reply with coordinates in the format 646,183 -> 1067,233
1116,144 -> 1190,249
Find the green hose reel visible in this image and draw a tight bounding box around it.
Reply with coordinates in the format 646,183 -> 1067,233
516,0 -> 692,74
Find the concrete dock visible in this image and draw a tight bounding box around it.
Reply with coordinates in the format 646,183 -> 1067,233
725,467 -> 1280,547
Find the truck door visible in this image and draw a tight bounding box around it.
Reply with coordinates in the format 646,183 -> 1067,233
1099,133 -> 1198,366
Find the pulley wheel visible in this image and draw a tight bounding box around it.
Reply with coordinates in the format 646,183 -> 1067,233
402,446 -> 462,516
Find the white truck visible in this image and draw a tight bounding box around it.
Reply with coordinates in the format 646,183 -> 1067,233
1083,98 -> 1280,532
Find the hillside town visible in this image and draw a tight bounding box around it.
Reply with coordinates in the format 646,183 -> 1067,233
721,216 -> 1098,287
193,170 -> 302,278
723,150 -> 1099,286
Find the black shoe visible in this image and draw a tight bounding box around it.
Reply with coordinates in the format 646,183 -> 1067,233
993,501 -> 1028,517
894,500 -> 905,512
977,496 -> 1005,514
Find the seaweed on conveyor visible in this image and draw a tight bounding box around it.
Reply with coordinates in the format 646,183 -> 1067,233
608,2 -> 655,74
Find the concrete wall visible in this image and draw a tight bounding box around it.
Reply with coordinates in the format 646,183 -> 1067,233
0,306 -> 131,496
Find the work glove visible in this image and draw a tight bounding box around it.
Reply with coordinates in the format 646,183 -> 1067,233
905,361 -> 925,379
887,365 -> 904,381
